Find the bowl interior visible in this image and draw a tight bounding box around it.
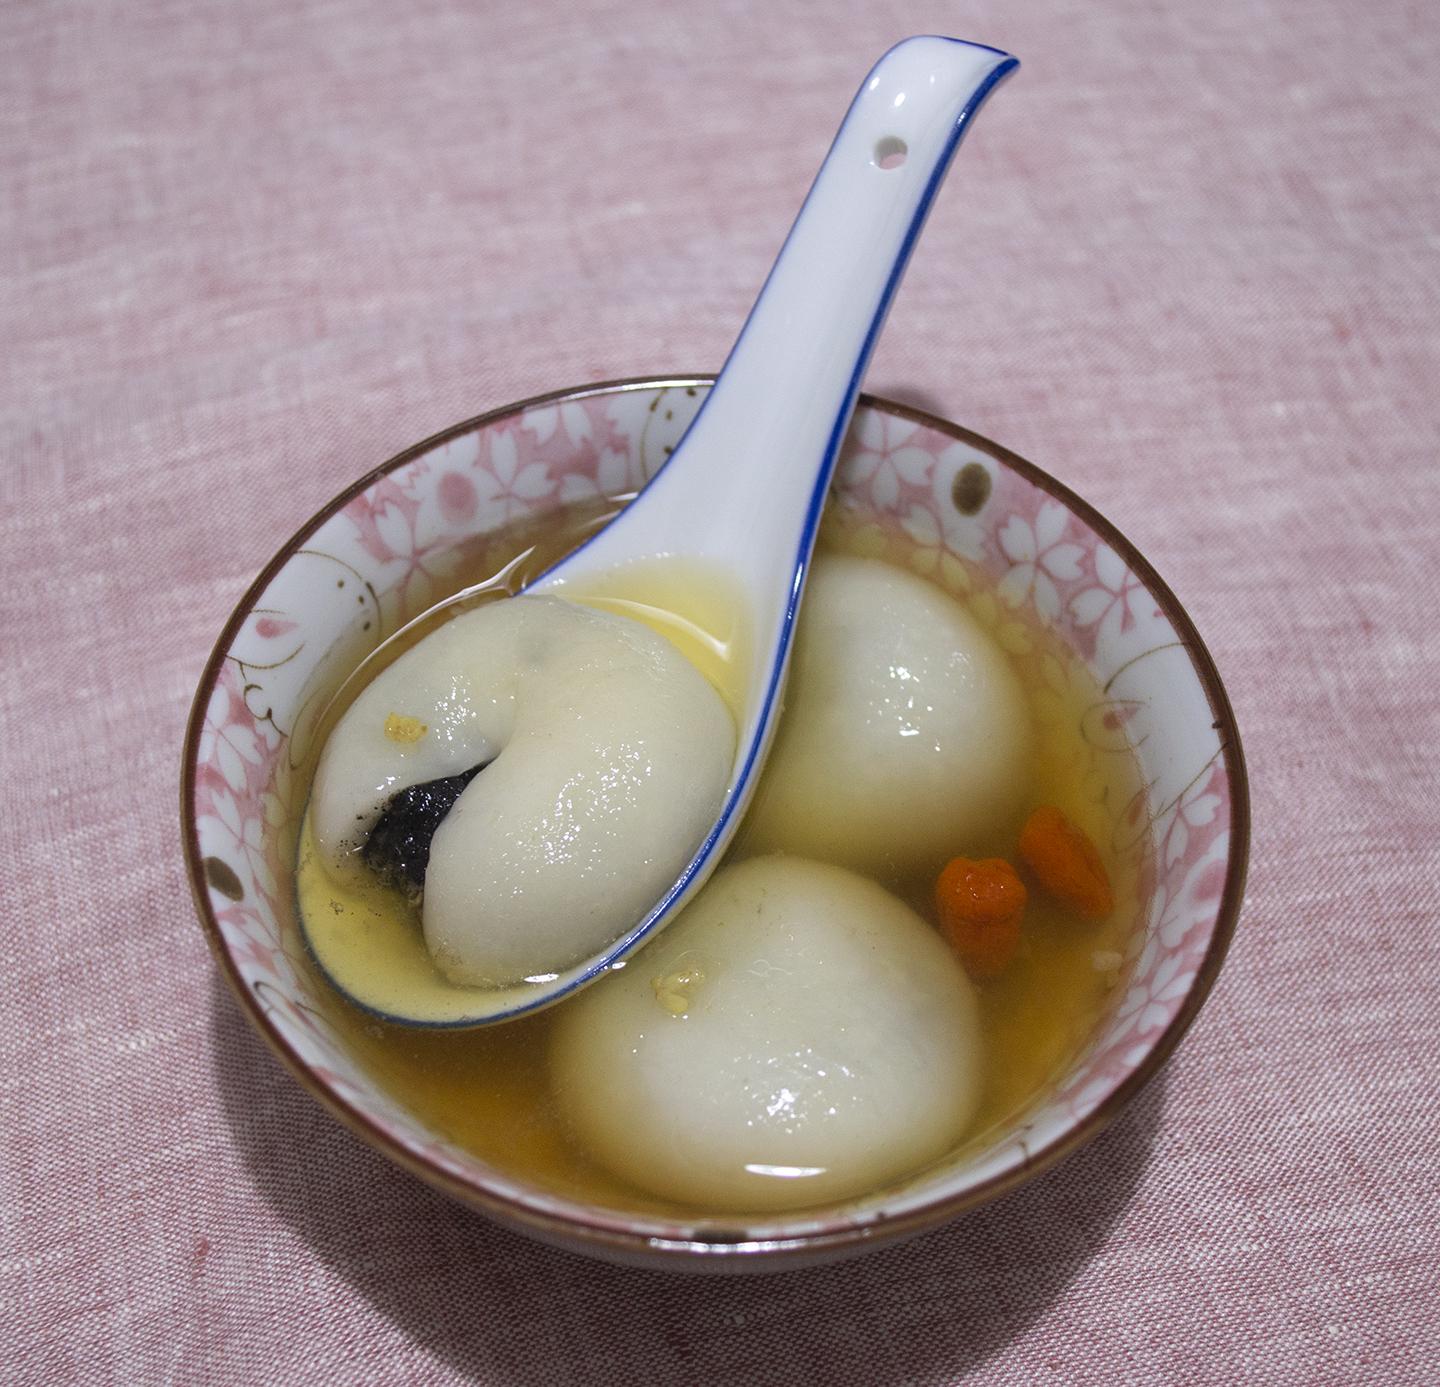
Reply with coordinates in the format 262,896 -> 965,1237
183,379 -> 1246,1268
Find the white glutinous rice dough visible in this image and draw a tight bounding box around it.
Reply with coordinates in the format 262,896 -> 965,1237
311,595 -> 736,987
550,855 -> 983,1210
742,553 -> 1032,876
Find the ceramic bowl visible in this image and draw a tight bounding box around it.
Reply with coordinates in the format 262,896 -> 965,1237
181,377 -> 1249,1272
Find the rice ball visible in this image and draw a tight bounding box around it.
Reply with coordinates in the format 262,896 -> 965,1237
549,855 -> 982,1211
741,553 -> 1032,876
311,594 -> 735,986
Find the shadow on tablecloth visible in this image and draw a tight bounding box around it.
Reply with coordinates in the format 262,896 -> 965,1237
212,968 -> 1166,1384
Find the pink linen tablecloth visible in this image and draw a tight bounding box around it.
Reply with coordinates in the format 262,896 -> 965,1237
4,0 -> 1437,1382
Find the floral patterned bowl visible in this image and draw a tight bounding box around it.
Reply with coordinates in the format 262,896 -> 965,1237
181,377 -> 1248,1271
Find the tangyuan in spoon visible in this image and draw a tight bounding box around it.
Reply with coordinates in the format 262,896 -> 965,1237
303,36 -> 1018,1025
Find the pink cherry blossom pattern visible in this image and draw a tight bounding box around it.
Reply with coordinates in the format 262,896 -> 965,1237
196,683 -> 273,798
339,473 -> 451,618
900,444 -> 1000,565
476,425 -> 558,519
1115,929 -> 1200,1045
838,412 -> 935,512
996,499 -> 1086,623
197,787 -> 276,905
1151,829 -> 1232,951
193,663 -> 300,989
522,400 -> 643,504
1153,757 -> 1226,870
1068,541 -> 1163,656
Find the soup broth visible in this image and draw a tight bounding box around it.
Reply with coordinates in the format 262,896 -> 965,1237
292,498 -> 1150,1218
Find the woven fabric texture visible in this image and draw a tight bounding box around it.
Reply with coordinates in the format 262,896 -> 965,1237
3,0 -> 1437,1382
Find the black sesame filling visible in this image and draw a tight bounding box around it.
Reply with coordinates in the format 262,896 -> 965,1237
362,762 -> 488,895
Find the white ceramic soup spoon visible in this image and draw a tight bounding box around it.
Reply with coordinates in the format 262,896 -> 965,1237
304,35 -> 1018,1025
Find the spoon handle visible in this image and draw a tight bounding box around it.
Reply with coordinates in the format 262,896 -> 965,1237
536,36 -> 1015,710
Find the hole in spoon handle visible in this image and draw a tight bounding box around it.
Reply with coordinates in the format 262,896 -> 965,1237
874,136 -> 907,169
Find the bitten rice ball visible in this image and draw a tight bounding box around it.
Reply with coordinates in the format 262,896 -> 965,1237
311,595 -> 734,987
549,855 -> 982,1211
742,553 -> 1032,876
